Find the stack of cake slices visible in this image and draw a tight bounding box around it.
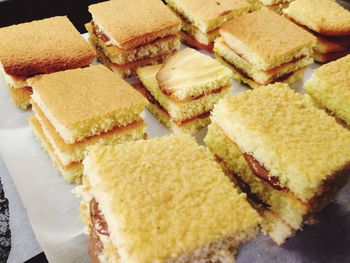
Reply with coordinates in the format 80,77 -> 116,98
304,55 -> 350,127
77,134 -> 260,262
136,48 -> 232,134
0,16 -> 95,109
28,65 -> 148,184
284,0 -> 350,63
205,83 -> 350,245
165,0 -> 250,51
214,8 -> 316,89
86,0 -> 182,78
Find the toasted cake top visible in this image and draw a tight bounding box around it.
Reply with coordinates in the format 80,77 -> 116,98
284,0 -> 350,36
166,0 -> 250,33
211,83 -> 350,202
305,55 -> 350,124
28,65 -> 147,128
84,134 -> 260,263
0,16 -> 95,77
88,0 -> 181,49
220,9 -> 316,70
156,48 -> 232,101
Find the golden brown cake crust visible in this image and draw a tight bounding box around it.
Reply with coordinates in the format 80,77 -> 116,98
88,0 -> 181,49
166,0 -> 250,23
283,0 -> 350,36
28,65 -> 147,128
6,85 -> 32,109
0,16 -> 95,77
220,9 -> 315,68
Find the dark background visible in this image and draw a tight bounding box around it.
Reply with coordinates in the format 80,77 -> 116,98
0,0 -> 107,33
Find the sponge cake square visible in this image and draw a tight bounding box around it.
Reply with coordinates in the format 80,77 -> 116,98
29,65 -> 147,144
0,16 -> 95,77
88,0 -> 181,49
220,9 -> 316,71
284,0 -> 350,36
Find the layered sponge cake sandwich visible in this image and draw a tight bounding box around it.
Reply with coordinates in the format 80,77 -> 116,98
87,0 -> 181,78
284,0 -> 350,63
204,83 -> 350,244
28,65 -> 147,183
0,16 -> 95,109
165,0 -> 250,51
214,8 -> 316,89
304,55 -> 350,127
76,134 -> 260,263
136,48 -> 232,134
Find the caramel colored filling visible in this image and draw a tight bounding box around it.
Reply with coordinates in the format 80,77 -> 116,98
179,31 -> 214,52
243,153 -> 285,191
89,228 -> 103,263
90,198 -> 109,236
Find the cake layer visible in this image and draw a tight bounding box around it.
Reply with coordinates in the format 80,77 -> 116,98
0,66 -> 28,89
211,83 -> 350,202
182,22 -> 219,45
260,209 -> 295,245
29,65 -> 147,144
156,48 -> 232,101
314,34 -> 349,54
86,22 -> 180,65
214,37 -> 312,85
137,64 -> 231,122
0,16 -> 95,77
283,0 -> 350,36
291,22 -> 350,54
133,83 -> 211,134
7,85 -> 32,110
94,44 -> 172,78
216,54 -> 306,89
179,31 -> 214,52
83,134 -> 260,262
33,102 -> 147,166
220,9 -> 316,71
165,0 -> 250,33
304,55 -> 350,126
88,0 -> 181,49
28,116 -> 82,184
204,124 -> 308,230
313,50 -> 350,63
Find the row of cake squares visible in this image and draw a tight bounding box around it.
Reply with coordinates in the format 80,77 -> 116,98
1,0 -> 349,110
76,80 -> 350,262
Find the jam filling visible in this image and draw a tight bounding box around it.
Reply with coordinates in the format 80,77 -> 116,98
132,83 -> 211,125
221,56 -> 297,84
91,21 -> 110,43
179,31 -> 214,52
243,153 -> 285,191
90,198 -> 109,236
232,173 -> 269,209
88,228 -> 104,263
